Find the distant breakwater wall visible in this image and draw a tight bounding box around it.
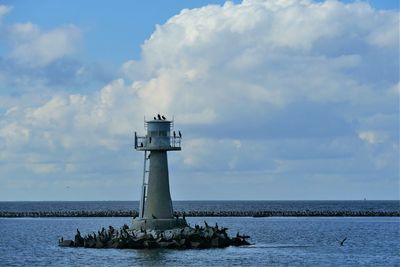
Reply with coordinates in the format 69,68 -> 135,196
0,210 -> 399,218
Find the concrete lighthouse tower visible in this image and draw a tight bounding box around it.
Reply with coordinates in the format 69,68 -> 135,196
132,115 -> 187,230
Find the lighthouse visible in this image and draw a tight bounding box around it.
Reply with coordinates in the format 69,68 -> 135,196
131,115 -> 187,230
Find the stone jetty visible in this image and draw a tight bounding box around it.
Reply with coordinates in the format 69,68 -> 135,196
59,222 -> 250,249
1,210 -> 399,218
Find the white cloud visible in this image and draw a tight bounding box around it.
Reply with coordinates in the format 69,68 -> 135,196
122,0 -> 398,118
0,5 -> 12,23
8,24 -> 81,68
7,22 -> 40,42
0,6 -> 90,96
0,0 -> 398,200
0,122 -> 30,146
358,131 -> 386,144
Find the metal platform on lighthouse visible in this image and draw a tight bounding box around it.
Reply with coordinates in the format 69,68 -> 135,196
131,115 -> 187,231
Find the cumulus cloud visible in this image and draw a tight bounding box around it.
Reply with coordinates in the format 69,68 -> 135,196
0,8 -> 81,68
0,0 -> 398,200
120,0 -> 398,127
358,131 -> 386,145
0,8 -> 108,96
8,24 -> 81,68
0,5 -> 12,23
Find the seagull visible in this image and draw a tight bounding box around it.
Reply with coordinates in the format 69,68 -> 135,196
338,237 -> 347,246
178,131 -> 182,138
157,114 -> 162,120
161,115 -> 166,120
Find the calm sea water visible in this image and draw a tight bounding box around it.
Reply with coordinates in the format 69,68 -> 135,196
0,216 -> 399,266
0,201 -> 399,266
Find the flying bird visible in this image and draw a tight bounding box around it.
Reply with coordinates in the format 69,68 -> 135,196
337,237 -> 347,246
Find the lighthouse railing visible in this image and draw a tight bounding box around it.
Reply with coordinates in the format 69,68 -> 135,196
134,134 -> 181,150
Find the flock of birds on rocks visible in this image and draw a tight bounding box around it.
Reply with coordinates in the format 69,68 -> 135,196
59,222 -> 250,249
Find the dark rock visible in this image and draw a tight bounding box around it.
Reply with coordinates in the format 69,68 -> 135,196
190,241 -> 201,248
59,240 -> 74,247
144,240 -> 159,249
158,241 -> 174,248
211,237 -> 230,248
84,239 -> 96,248
95,240 -> 105,248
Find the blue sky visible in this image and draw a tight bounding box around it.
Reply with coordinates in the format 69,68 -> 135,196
0,0 -> 398,200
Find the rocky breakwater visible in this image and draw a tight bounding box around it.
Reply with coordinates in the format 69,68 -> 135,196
59,222 -> 250,249
2,210 -> 400,217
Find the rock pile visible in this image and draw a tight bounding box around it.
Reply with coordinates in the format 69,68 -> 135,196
59,222 -> 250,249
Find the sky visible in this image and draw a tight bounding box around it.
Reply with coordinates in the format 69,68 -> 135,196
0,0 -> 398,201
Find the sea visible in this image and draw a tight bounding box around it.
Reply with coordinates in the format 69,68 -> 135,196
0,201 -> 399,266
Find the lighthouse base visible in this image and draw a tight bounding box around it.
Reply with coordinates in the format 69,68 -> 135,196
131,218 -> 187,231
